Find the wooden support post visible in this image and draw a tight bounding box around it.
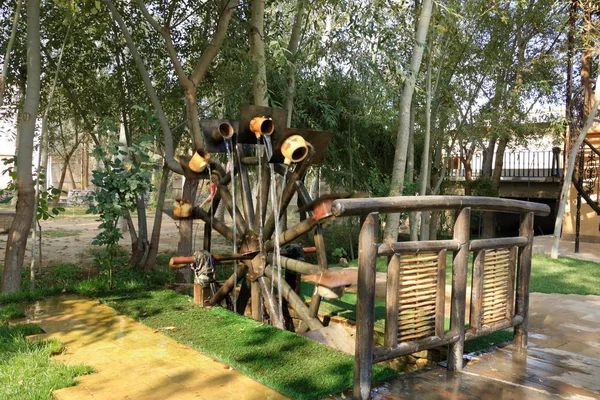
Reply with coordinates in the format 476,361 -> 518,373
448,207 -> 470,371
209,263 -> 248,305
353,213 -> 379,400
514,212 -> 534,352
236,144 -> 255,230
296,224 -> 327,334
264,266 -> 323,331
251,281 -> 263,322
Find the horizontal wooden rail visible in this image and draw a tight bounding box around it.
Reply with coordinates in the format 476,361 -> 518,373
266,254 -> 320,275
378,239 -> 460,256
332,196 -> 551,217
373,331 -> 460,363
465,315 -> 523,340
469,236 -> 528,251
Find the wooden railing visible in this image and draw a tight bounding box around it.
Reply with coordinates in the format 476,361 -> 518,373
330,196 -> 551,400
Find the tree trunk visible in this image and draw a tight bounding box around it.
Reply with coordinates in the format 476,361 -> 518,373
0,0 -> 22,107
250,0 -> 268,106
284,0 -> 304,127
384,0 -> 433,242
2,0 -> 40,293
481,138 -> 496,178
482,137 -> 508,238
551,70 -> 600,258
144,163 -> 170,271
176,178 -> 199,283
407,104 -> 418,241
52,153 -> 73,207
419,41 -> 433,240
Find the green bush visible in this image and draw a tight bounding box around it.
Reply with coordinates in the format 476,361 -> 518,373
323,218 -> 359,264
39,263 -> 83,289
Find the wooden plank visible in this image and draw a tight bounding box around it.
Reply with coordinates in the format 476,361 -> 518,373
354,213 -> 379,400
378,240 -> 460,256
506,246 -> 517,320
331,196 -> 551,217
302,268 -> 358,288
435,249 -> 447,338
385,255 -> 401,348
448,207 -> 470,371
372,331 -> 460,363
469,236 -> 529,251
514,212 -> 534,351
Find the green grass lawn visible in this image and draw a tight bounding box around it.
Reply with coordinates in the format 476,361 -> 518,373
530,253 -> 600,295
100,289 -> 395,400
0,307 -> 92,400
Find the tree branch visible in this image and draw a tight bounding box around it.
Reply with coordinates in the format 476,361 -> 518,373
103,0 -> 183,175
190,0 -> 240,86
135,0 -> 191,87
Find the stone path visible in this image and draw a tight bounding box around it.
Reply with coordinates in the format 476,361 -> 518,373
24,296 -> 286,400
371,292 -> 600,399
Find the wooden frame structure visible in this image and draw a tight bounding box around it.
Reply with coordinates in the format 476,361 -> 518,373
330,196 -> 551,400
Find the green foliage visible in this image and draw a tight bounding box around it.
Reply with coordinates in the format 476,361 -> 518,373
0,304 -> 25,323
324,219 -> 359,264
467,177 -> 499,197
38,263 -> 83,289
331,247 -> 347,260
0,157 -> 65,220
87,118 -> 159,285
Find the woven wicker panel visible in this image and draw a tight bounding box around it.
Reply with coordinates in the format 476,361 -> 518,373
397,252 -> 439,342
482,248 -> 511,325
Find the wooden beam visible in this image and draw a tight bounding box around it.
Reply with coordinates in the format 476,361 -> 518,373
354,213 -> 379,400
332,196 -> 551,217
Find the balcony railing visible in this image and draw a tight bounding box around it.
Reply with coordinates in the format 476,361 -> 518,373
449,149 -> 562,180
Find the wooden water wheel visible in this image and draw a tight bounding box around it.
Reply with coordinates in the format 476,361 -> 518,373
169,105 -> 348,333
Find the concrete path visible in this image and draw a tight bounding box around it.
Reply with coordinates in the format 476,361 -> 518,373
533,235 -> 600,262
24,296 -> 286,400
371,292 -> 600,399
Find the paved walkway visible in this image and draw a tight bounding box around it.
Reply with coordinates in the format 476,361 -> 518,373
533,235 -> 600,262
24,296 -> 286,400
371,292 -> 600,399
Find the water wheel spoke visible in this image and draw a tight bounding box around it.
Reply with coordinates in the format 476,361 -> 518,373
263,149 -> 314,241
235,144 -> 255,230
217,182 -> 248,234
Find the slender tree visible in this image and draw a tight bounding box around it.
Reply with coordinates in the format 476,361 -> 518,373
384,0 -> 433,242
2,0 -> 41,293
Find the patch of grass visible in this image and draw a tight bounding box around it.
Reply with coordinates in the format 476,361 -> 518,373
41,228 -> 80,238
100,289 -> 396,400
0,304 -> 25,323
0,313 -> 92,400
530,253 -> 600,295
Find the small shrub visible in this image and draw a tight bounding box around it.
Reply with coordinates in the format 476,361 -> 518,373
146,267 -> 175,287
39,263 -> 83,288
0,304 -> 25,323
74,277 -> 109,296
323,219 -> 359,263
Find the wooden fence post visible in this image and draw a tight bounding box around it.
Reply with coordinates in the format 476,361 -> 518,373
448,207 -> 471,371
514,211 -> 534,351
354,212 -> 379,400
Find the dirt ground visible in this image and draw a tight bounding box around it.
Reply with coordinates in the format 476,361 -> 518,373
0,212 -> 232,270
